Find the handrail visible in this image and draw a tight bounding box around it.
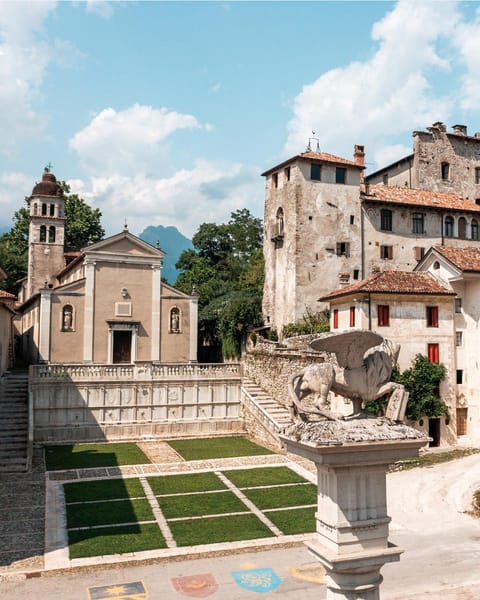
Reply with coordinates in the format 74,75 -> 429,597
29,362 -> 242,381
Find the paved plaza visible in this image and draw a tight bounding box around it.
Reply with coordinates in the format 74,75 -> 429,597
1,445 -> 480,598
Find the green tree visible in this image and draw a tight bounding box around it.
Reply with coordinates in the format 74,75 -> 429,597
393,354 -> 448,421
175,210 -> 263,360
0,182 -> 104,293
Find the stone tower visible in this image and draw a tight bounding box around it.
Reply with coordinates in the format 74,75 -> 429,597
262,147 -> 365,335
26,168 -> 66,299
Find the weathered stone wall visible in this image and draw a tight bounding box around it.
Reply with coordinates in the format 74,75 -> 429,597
243,340 -> 323,408
30,363 -> 243,443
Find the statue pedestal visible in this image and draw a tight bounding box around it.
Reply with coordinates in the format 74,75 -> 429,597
281,422 -> 427,599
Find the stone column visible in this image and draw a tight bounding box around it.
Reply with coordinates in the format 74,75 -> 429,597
189,294 -> 198,362
151,264 -> 161,361
83,259 -> 95,363
281,423 -> 427,600
38,286 -> 52,363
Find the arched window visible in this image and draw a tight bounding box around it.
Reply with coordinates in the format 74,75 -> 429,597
472,219 -> 479,240
41,203 -> 47,216
39,225 -> 47,242
276,207 -> 284,237
49,203 -> 55,216
433,261 -> 440,270
444,215 -> 454,237
458,217 -> 467,239
62,305 -> 74,331
380,209 -> 392,231
170,307 -> 181,333
33,203 -> 38,215
48,226 -> 56,243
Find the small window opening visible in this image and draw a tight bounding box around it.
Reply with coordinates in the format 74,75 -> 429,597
335,167 -> 346,184
284,166 -> 290,182
272,173 -> 278,189
39,225 -> 47,242
350,215 -> 355,225
455,298 -> 462,313
457,370 -> 463,385
310,164 -> 321,181
441,162 -> 450,180
336,242 -> 350,257
426,306 -> 439,327
353,269 -> 359,280
380,209 -> 392,231
380,245 -> 393,260
49,203 -> 55,216
41,203 -> 47,216
48,226 -> 56,243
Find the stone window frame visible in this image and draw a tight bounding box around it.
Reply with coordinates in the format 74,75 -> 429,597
377,305 -> 390,327
444,215 -> 454,238
441,162 -> 450,180
41,203 -> 47,216
272,173 -> 278,189
455,331 -> 463,347
310,163 -> 321,181
169,306 -> 182,334
335,167 -> 346,185
39,225 -> 47,242
48,225 -> 56,243
380,245 -> 393,260
61,304 -> 75,332
458,216 -> 467,239
426,306 -> 439,328
475,167 -> 480,185
471,219 -> 479,240
412,212 -> 425,234
380,208 -> 392,232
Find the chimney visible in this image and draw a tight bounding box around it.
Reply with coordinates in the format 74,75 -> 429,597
338,272 -> 351,287
431,121 -> 446,132
354,144 -> 365,182
452,124 -> 467,136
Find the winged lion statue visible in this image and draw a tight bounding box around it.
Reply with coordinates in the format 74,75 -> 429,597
289,330 -> 409,423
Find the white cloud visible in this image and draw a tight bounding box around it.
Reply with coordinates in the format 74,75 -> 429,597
0,2 -> 57,155
85,1 -> 115,19
0,171 -> 33,228
68,160 -> 262,238
68,105 -> 262,237
453,6 -> 480,111
285,0 -> 460,170
69,104 -> 202,176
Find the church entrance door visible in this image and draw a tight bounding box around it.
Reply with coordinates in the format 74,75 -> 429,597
113,330 -> 132,363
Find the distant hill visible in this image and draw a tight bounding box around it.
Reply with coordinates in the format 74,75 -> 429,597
139,225 -> 193,284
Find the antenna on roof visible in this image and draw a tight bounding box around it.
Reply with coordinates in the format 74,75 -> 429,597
123,218 -> 128,232
306,131 -> 320,152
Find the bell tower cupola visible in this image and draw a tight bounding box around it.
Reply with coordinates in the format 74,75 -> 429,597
27,167 -> 66,299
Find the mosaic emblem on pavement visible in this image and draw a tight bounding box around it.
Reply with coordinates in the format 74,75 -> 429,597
171,573 -> 218,598
288,562 -> 326,584
231,567 -> 282,593
87,580 -> 147,600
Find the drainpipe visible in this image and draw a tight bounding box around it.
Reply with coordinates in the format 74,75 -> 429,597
441,211 -> 445,246
361,204 -> 366,279
367,293 -> 372,331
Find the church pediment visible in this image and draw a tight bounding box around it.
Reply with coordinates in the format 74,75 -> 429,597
84,230 -> 165,259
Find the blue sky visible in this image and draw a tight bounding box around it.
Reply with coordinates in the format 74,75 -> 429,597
1,1 -> 480,238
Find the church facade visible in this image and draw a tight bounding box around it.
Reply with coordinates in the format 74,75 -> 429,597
16,169 -> 198,365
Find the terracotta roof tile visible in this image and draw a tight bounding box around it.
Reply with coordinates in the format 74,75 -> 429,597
362,184 -> 480,213
433,246 -> 480,272
320,271 -> 454,301
261,151 -> 363,176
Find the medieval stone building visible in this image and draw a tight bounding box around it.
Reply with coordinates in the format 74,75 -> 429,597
16,169 -> 198,365
263,123 -> 480,335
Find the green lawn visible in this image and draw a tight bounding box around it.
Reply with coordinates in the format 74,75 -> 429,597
147,471 -> 226,495
266,507 -> 317,535
158,490 -> 248,519
66,498 -> 154,529
222,466 -> 307,488
45,443 -> 150,471
68,524 -> 167,559
169,514 -> 275,546
242,484 -> 317,510
64,478 -> 145,503
166,436 -> 273,460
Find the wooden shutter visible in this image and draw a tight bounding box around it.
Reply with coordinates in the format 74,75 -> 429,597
333,309 -> 339,329
350,306 -> 355,328
428,343 -> 439,363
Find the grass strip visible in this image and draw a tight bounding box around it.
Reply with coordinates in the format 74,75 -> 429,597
45,443 -> 150,471
166,436 -> 273,461
390,447 -> 480,472
147,471 -> 226,495
158,490 -> 248,519
223,466 -> 308,488
66,498 -> 154,529
266,507 -> 317,535
68,523 -> 166,559
242,484 -> 317,510
64,478 -> 145,503
169,513 -> 274,546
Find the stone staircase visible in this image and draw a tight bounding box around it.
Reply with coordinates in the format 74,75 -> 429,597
0,371 -> 29,472
241,379 -> 292,439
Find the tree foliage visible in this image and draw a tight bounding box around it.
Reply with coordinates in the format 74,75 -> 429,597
393,354 -> 448,421
175,209 -> 264,360
0,181 -> 104,293
282,308 -> 330,338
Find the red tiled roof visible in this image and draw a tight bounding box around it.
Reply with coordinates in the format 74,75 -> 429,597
362,184 -> 480,213
0,290 -> 16,299
261,151 -> 363,176
320,271 -> 454,301
433,246 -> 480,272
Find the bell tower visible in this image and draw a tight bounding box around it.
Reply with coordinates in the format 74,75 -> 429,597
26,168 -> 66,299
